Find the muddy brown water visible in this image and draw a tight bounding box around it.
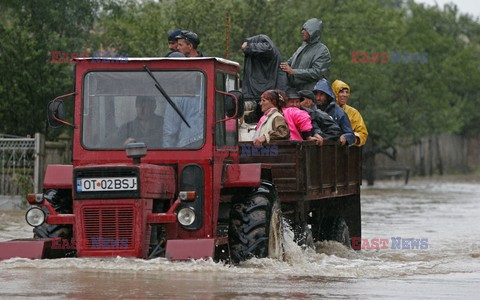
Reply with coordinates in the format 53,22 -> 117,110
1,176 -> 480,299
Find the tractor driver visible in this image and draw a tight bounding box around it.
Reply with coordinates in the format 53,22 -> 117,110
111,96 -> 164,148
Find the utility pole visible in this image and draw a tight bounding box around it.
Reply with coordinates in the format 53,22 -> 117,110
225,13 -> 230,59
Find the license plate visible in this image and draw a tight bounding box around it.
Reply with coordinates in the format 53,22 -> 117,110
76,177 -> 137,192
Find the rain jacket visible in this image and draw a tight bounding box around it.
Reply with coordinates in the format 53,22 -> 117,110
242,34 -> 288,99
301,105 -> 342,141
332,80 -> 368,146
286,18 -> 331,91
313,79 -> 355,145
254,108 -> 290,142
281,107 -> 313,141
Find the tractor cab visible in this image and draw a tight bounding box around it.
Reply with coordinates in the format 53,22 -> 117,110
1,57 -> 255,261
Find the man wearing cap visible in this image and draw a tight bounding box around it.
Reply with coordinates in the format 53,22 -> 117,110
176,30 -> 204,57
280,18 -> 331,91
298,90 -> 342,143
331,80 -> 368,147
165,29 -> 185,57
312,79 -> 355,146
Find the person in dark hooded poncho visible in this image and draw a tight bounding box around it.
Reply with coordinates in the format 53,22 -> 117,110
242,34 -> 288,99
242,34 -> 288,124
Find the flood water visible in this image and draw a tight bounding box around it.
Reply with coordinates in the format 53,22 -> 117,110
1,175 -> 480,299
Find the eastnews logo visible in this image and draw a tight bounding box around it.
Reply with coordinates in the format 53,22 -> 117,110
51,51 -> 128,64
217,144 -> 278,156
51,237 -> 129,250
352,237 -> 429,250
351,51 -> 428,64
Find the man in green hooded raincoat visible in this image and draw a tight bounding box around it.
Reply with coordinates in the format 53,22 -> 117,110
280,18 -> 331,91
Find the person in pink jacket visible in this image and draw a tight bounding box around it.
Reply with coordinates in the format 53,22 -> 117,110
276,89 -> 314,141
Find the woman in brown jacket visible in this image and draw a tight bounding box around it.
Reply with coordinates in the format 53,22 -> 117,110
253,90 -> 290,146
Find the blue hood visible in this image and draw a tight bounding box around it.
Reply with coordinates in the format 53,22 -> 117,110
313,79 -> 335,101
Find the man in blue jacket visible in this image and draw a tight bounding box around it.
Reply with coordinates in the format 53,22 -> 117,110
312,79 -> 355,146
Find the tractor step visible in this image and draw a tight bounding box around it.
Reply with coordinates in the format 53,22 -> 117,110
0,238 -> 65,260
165,239 -> 215,260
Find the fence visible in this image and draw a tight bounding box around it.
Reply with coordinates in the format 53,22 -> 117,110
0,133 -> 71,198
375,134 -> 480,176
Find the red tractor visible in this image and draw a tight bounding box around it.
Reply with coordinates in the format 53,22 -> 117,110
0,57 -> 361,262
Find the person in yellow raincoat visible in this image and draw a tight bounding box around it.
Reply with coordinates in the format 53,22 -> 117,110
331,80 -> 368,146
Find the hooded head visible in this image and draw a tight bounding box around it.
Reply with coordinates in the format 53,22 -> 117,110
247,34 -> 273,45
313,78 -> 335,108
301,18 -> 323,43
332,80 -> 350,107
313,79 -> 335,100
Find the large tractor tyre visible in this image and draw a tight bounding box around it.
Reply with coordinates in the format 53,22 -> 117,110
33,223 -> 71,239
315,217 -> 351,248
228,192 -> 284,263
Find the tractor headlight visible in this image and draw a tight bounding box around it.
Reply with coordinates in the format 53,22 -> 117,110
25,207 -> 46,227
177,207 -> 196,226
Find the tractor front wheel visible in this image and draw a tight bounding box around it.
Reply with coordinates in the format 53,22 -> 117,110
228,190 -> 283,263
33,189 -> 74,256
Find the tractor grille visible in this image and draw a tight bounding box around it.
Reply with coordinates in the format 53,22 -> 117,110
82,206 -> 135,249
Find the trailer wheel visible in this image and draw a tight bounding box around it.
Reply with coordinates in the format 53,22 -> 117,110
294,222 -> 314,249
316,217 -> 351,248
228,192 -> 284,263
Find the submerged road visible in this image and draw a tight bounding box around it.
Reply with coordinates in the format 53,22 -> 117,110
1,175 -> 479,299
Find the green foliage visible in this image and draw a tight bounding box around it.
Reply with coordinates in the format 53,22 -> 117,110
0,0 -> 479,156
0,0 -> 98,139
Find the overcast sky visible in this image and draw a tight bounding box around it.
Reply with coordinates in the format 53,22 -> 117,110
416,0 -> 480,19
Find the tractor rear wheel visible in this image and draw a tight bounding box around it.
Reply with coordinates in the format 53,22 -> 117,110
228,189 -> 283,263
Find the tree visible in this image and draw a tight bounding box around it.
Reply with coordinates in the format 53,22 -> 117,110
0,0 -> 98,138
1,0 -> 479,180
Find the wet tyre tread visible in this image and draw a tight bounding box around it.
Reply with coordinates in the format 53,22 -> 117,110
228,191 -> 273,263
